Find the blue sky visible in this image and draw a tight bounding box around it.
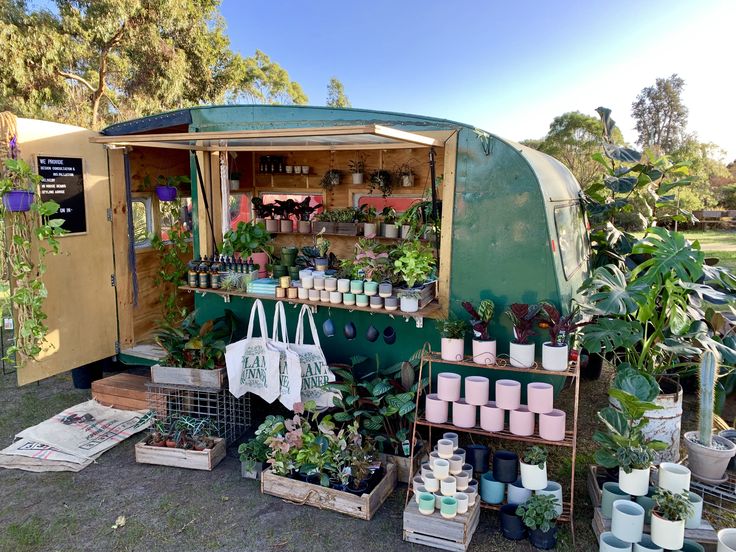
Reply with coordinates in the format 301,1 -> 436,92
221,0 -> 736,160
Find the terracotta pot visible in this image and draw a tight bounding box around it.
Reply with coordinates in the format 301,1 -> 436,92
437,372 -> 461,402
684,431 -> 736,482
542,342 -> 569,372
425,393 -> 448,424
472,339 -> 497,365
441,338 -> 465,361
464,376 -> 489,406
495,379 -> 521,410
480,401 -> 504,432
539,409 -> 566,441
527,382 -> 554,414
452,399 -> 476,428
509,405 -> 534,436
509,341 -> 535,368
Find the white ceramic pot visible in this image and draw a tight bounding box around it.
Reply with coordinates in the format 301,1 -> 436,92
437,373 -> 461,402
480,401 -> 504,432
657,462 -> 691,494
685,491 -> 703,529
329,291 -> 342,304
472,339 -> 497,365
422,472 -> 439,492
441,338 -> 465,361
718,528 -> 736,551
437,439 -> 455,459
507,480 -> 532,505
363,222 -> 377,238
611,500 -> 645,544
599,532 -> 633,552
352,173 -> 363,185
443,432 -> 459,449
434,459 -> 450,480
509,342 -> 535,368
542,342 -> 568,371
400,295 -> 419,313
464,375 -> 490,406
440,476 -> 456,496
383,223 -> 399,238
618,467 -> 650,497
449,455 -> 463,475
520,460 -> 548,491
650,512 -> 684,551
297,287 -> 309,300
536,481 -> 563,516
455,492 -> 469,515
229,178 -> 240,190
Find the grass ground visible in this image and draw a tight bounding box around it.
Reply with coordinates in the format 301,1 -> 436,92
685,229 -> 736,271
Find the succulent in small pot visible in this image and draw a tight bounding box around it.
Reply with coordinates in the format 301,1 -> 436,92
505,303 -> 543,368
463,299 -> 496,365
320,169 -> 342,191
684,350 -> 736,482
369,169 -> 393,198
516,493 -> 560,549
436,318 -> 469,361
650,488 -> 693,551
519,446 -> 548,491
348,155 -> 366,185
539,302 -> 583,372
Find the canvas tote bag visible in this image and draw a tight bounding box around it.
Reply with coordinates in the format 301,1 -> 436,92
270,301 -> 302,410
292,304 -> 339,409
226,299 -> 280,402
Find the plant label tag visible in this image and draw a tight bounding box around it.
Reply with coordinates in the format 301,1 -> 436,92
4,318 -> 14,330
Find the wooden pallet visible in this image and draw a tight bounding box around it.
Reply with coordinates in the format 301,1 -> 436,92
134,437 -> 225,471
260,463 -> 396,520
591,506 -> 717,549
403,498 -> 480,551
92,373 -> 151,411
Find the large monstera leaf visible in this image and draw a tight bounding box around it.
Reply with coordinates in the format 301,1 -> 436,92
578,265 -> 646,315
578,317 -> 642,354
630,227 -> 704,284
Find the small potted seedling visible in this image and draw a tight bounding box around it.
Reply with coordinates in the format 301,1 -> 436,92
463,299 -> 496,365
314,231 -> 330,272
349,155 -> 366,185
517,494 -> 560,549
650,488 -> 693,551
520,446 -> 548,491
505,303 -> 543,368
539,302 -> 581,372
436,319 -> 469,361
321,169 -> 342,191
381,206 -> 398,238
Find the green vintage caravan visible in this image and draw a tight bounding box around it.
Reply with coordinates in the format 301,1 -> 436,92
9,105 -> 588,387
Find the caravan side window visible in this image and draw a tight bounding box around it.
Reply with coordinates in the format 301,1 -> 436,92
159,196 -> 193,242
553,203 -> 588,280
132,198 -> 152,248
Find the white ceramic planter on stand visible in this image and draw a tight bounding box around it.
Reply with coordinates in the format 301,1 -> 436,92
685,491 -> 703,529
657,462 -> 691,493
618,467 -> 650,497
520,461 -> 547,491
650,512 -> 685,551
509,342 -> 535,368
542,342 -> 568,371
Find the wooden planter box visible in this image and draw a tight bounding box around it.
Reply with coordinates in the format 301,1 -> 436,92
312,221 -> 335,234
241,460 -> 266,480
418,280 -> 437,308
335,222 -> 359,235
260,463 -> 397,520
135,437 -> 225,471
403,498 -> 480,551
378,442 -> 424,484
150,364 -> 225,389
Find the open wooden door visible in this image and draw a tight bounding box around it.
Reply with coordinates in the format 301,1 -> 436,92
15,118 -> 118,385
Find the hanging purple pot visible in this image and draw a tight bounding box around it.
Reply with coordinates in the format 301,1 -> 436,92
155,186 -> 178,201
3,190 -> 34,212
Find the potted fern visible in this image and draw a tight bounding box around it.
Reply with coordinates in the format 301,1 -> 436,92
684,350 -> 736,482
650,488 -> 693,550
435,319 -> 469,361
463,299 -> 496,365
505,303 -> 543,368
517,494 -> 560,549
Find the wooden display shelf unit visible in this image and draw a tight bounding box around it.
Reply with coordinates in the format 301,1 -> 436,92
134,437 -> 226,471
403,498 -> 480,551
269,229 -> 432,243
260,463 -> 397,521
179,286 -> 441,322
405,343 -> 581,544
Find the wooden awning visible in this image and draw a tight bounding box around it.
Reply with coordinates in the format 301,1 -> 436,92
90,124 -> 443,151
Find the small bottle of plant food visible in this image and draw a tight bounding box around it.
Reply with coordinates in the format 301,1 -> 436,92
188,257 -> 199,287
210,263 -> 221,289
198,257 -> 210,288
247,258 -> 255,275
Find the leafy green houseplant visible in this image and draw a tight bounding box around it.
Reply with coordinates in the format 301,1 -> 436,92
436,318 -> 469,362
320,169 -> 342,191
520,446 -> 549,491
0,156 -> 66,363
369,169 -> 393,198
516,494 -> 560,549
463,300 -> 497,365
380,206 -> 399,238
221,221 -> 273,272
154,310 -> 235,371
353,239 -> 390,282
348,155 -> 366,184
393,239 -> 436,289
650,489 -> 693,550
239,415 -> 285,479
539,302 -> 582,372
505,303 -> 543,368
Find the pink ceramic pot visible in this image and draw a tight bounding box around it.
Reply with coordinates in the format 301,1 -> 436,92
441,338 -> 465,361
437,372 -> 462,402
465,376 -> 490,406
539,409 -> 566,441
248,252 -> 269,278
509,405 -> 535,436
472,339 -> 497,365
495,379 -> 521,410
480,401 -> 504,432
452,399 -> 477,429
426,393 -> 449,424
527,382 -> 554,414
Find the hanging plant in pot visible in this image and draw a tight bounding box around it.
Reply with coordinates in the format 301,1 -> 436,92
348,155 -> 366,185
505,303 -> 543,368
435,318 -> 470,362
516,493 -> 560,549
684,350 -> 736,483
369,169 -> 393,198
320,169 -> 342,192
650,488 -> 693,551
1,155 -> 36,211
148,174 -> 189,202
520,446 -> 548,491
463,299 -> 496,365
539,302 -> 583,372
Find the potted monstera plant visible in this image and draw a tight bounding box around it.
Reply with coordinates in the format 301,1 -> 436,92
463,299 -> 496,365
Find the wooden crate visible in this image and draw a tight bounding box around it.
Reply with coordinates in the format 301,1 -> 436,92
418,280 -> 437,308
92,373 -> 151,411
378,442 -> 425,484
335,222 -> 359,235
591,506 -> 717,549
134,437 -> 226,471
150,365 -> 225,389
403,497 -> 480,551
260,463 -> 397,520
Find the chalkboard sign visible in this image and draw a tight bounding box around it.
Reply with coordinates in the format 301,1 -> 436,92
37,156 -> 87,235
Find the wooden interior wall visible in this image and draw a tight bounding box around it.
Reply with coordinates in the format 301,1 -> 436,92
129,146 -> 190,191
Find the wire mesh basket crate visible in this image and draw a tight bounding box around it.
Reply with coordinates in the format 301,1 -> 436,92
146,382 -> 251,444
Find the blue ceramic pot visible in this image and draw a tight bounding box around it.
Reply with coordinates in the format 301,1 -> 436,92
322,319 -> 335,338
480,471 -> 505,504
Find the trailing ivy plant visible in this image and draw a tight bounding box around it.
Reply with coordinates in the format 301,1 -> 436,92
151,199 -> 191,324
0,158 -> 66,362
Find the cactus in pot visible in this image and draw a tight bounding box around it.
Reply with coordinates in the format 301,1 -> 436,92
684,350 -> 736,482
